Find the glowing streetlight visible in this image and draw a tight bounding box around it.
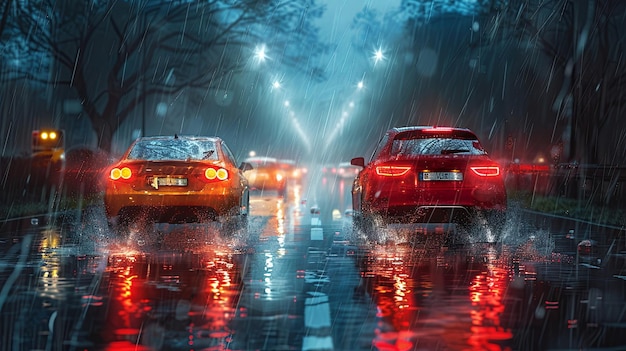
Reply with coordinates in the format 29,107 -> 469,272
254,45 -> 268,63
372,47 -> 385,65
357,80 -> 364,90
272,80 -> 281,89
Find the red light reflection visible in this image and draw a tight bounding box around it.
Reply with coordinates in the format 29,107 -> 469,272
467,253 -> 513,350
99,247 -> 242,350
361,247 -> 513,350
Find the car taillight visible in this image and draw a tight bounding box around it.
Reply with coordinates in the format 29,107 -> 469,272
205,167 -> 228,181
376,165 -> 411,177
110,167 -> 132,180
470,166 -> 500,177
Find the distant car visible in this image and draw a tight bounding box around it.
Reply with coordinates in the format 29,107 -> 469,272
321,164 -> 337,177
244,156 -> 287,196
350,126 -> 507,242
278,159 -> 306,181
104,135 -> 251,235
337,162 -> 361,179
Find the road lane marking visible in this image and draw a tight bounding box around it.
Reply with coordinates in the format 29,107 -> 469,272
304,292 -> 331,328
302,336 -> 333,351
302,223 -> 334,350
311,227 -> 323,240
303,292 -> 333,350
579,263 -> 600,269
304,272 -> 331,284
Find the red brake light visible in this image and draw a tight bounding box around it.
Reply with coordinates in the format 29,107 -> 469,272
470,166 -> 500,177
110,167 -> 132,180
423,127 -> 453,132
376,165 -> 411,177
205,167 -> 228,181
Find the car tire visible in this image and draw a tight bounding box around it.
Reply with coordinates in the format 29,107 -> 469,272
223,215 -> 247,236
107,215 -> 126,236
473,210 -> 506,244
352,211 -> 366,233
221,208 -> 248,237
354,212 -> 382,243
109,213 -> 155,240
239,214 -> 249,232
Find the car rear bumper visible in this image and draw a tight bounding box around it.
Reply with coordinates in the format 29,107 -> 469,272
363,204 -> 506,225
365,205 -> 472,224
363,185 -> 506,212
104,190 -> 242,221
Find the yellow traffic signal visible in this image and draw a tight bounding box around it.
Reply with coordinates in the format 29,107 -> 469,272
40,131 -> 57,140
32,129 -> 65,154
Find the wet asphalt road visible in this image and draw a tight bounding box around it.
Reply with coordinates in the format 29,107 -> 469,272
1,177 -> 626,351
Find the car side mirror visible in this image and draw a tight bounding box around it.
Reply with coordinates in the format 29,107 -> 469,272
351,157 -> 365,168
240,162 -> 253,171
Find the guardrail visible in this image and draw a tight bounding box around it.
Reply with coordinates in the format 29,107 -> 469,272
1,152 -> 109,206
505,163 -> 626,207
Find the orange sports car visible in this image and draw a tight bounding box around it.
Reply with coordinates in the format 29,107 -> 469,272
243,156 -> 287,196
104,135 -> 251,235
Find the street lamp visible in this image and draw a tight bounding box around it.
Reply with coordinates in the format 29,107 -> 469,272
254,44 -> 268,63
372,47 -> 385,65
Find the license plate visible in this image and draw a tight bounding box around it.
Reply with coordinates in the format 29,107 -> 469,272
149,177 -> 188,188
420,171 -> 463,181
160,177 -> 187,186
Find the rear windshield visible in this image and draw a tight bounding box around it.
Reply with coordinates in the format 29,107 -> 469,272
248,161 -> 278,170
245,157 -> 279,170
390,137 -> 487,156
127,139 -> 218,161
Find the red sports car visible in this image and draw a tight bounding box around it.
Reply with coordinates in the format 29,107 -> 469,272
104,135 -> 251,235
350,126 -> 507,242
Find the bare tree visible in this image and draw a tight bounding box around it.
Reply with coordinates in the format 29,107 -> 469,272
0,0 -> 12,38
2,0 -> 327,152
471,0 -> 626,165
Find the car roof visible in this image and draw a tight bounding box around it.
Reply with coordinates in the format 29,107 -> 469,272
245,156 -> 278,163
390,126 -> 472,133
388,126 -> 478,139
136,135 -> 221,142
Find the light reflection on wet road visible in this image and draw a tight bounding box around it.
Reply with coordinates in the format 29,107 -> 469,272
1,177 -> 626,350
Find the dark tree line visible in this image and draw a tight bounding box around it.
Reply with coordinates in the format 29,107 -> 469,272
356,0 -> 626,165
0,0 -> 327,153
471,0 -> 626,165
